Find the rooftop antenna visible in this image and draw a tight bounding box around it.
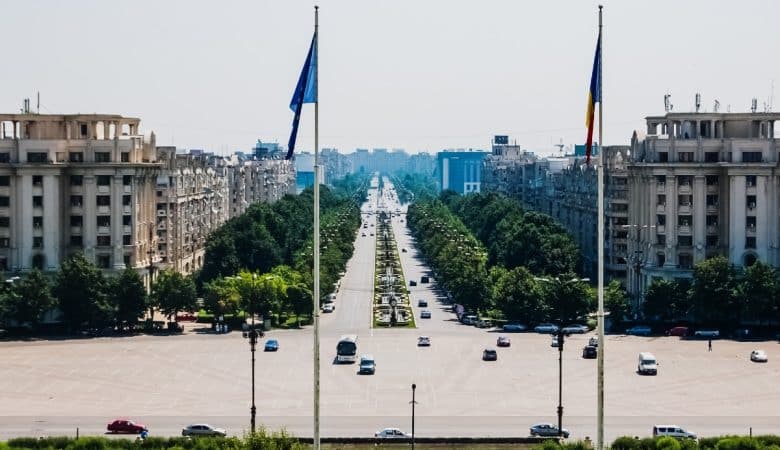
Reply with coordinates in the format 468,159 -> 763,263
664,94 -> 672,112
554,138 -> 564,155
713,99 -> 720,112
37,92 -> 40,114
770,80 -> 775,112
751,98 -> 758,113
695,93 -> 701,113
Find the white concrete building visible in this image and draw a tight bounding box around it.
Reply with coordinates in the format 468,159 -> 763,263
626,112 -> 780,303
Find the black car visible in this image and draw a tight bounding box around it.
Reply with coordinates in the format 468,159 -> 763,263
417,299 -> 428,307
582,345 -> 597,359
482,348 -> 498,361
420,276 -> 430,283
409,280 -> 417,286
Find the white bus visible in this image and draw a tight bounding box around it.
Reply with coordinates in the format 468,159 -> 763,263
336,334 -> 358,363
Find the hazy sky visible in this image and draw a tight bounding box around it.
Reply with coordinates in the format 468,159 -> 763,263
2,1 -> 779,155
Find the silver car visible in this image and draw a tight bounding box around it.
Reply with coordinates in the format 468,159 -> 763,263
181,424 -> 226,437
530,422 -> 569,438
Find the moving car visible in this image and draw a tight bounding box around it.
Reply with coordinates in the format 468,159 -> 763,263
502,322 -> 527,332
417,336 -> 431,346
359,355 -> 376,374
588,337 -> 599,347
482,347 -> 498,361
638,352 -> 658,375
750,349 -> 768,362
652,425 -> 697,440
401,248 -> 407,252
496,335 -> 511,347
417,299 -> 428,307
181,424 -> 226,437
375,428 -> 409,438
420,310 -> 431,319
626,325 -> 652,336
551,335 -> 560,347
264,339 -> 279,352
562,324 -> 588,334
694,329 -> 720,338
534,323 -> 559,333
409,280 -> 417,286
529,423 -> 569,438
420,276 -> 430,283
107,419 -> 147,434
582,345 -> 597,359
322,303 -> 334,313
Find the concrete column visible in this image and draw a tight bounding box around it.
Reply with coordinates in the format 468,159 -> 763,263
103,122 -> 110,140
9,171 -> 21,270
693,175 -> 706,262
42,174 -> 61,270
728,175 -> 746,264
83,175 -> 97,261
664,174 -> 677,267
18,174 -> 33,269
756,175 -> 768,262
112,175 -> 125,269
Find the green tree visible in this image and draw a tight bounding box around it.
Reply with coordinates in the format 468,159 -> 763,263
231,271 -> 286,319
108,268 -> 148,326
151,270 -> 197,320
202,277 -> 240,317
492,266 -> 546,324
7,269 -> 56,328
54,253 -> 111,330
604,279 -> 630,325
739,261 -> 778,324
690,256 -> 738,324
643,278 -> 689,322
286,284 -> 312,327
539,274 -> 593,324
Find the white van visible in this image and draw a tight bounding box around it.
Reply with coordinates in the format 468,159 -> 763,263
653,425 -> 696,439
638,352 -> 658,375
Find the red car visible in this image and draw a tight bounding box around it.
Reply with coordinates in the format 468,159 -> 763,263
666,326 -> 689,337
107,419 -> 147,434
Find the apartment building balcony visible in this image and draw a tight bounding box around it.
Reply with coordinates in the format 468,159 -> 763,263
97,185 -> 110,194
123,185 -> 132,194
707,225 -> 719,235
33,206 -> 43,216
157,209 -> 167,216
656,204 -> 666,214
0,187 -> 8,196
746,226 -> 757,237
32,185 -> 43,196
70,185 -> 83,195
70,226 -> 82,235
657,225 -> 666,234
157,222 -> 167,230
678,225 -> 692,234
656,183 -> 666,193
678,204 -> 692,215
70,205 -> 83,214
706,184 -> 718,194
123,225 -> 131,234
158,236 -> 167,244
97,226 -> 110,235
123,205 -> 131,214
747,185 -> 757,195
678,184 -> 692,194
706,204 -> 718,213
97,205 -> 110,215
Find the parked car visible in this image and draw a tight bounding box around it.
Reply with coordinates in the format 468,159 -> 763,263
461,315 -> 478,326
322,303 -> 335,313
420,310 -> 431,319
181,424 -> 226,437
666,326 -> 689,337
626,325 -> 652,336
582,345 -> 597,359
264,339 -> 279,352
420,276 -> 430,283
107,419 -> 147,434
359,355 -> 376,374
562,324 -> 588,334
652,425 -> 697,440
417,336 -> 431,347
551,335 -> 560,347
361,232 -> 366,237
588,337 -> 599,347
417,299 -> 428,307
409,280 -> 417,286
694,329 -> 720,338
482,347 -> 498,361
496,335 -> 511,347
530,423 -> 569,438
534,323 -> 559,333
375,428 -> 409,438
502,322 -> 527,332
750,349 -> 768,362
475,319 -> 493,329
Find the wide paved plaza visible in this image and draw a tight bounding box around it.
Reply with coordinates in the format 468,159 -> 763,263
2,183 -> 780,441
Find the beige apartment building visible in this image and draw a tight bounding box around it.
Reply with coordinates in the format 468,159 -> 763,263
627,112 -> 780,302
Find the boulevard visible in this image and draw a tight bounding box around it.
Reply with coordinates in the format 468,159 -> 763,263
2,181 -> 780,441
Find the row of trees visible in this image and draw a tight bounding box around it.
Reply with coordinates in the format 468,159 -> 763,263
644,256 -> 780,326
0,253 -> 196,331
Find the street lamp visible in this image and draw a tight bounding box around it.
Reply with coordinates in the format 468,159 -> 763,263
410,383 -> 418,449
535,276 -> 590,439
241,273 -> 263,434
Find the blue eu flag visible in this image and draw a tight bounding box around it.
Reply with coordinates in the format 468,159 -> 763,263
287,33 -> 317,159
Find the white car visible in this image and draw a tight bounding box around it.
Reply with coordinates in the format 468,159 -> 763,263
322,303 -> 335,313
375,427 -> 409,438
417,336 -> 431,346
181,424 -> 226,437
420,310 -> 431,319
751,350 -> 768,362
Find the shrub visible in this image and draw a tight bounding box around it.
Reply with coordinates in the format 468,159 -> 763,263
612,436 -> 640,450
656,436 -> 682,450
716,437 -> 761,450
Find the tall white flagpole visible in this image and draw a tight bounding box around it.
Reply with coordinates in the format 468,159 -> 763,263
596,5 -> 605,450
312,5 -> 321,450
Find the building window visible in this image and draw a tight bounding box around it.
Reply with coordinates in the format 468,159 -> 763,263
678,195 -> 692,207
657,215 -> 666,226
120,152 -> 129,162
678,175 -> 693,187
0,217 -> 8,227
70,175 -> 83,186
69,152 -> 84,162
70,215 -> 83,227
656,175 -> 666,184
32,254 -> 44,269
744,254 -> 757,267
70,195 -> 83,207
678,235 -> 692,247
96,195 -> 111,206
657,194 -> 666,205
706,215 -> 718,227
657,234 -> 666,245
706,195 -> 718,206
706,235 -> 719,247
746,216 -> 756,230
747,195 -> 756,210
0,238 -> 8,248
95,152 -> 111,163
123,215 -> 132,226
32,175 -> 43,186
746,175 -> 757,187
679,254 -> 693,269
123,195 -> 131,206
97,175 -> 111,185
33,236 -> 43,248
80,124 -> 88,137
97,255 -> 111,268
743,152 -> 762,163
679,152 -> 694,162
122,235 -> 132,245
0,176 -> 9,186
0,153 -> 9,163
123,255 -> 131,267
27,152 -> 47,163
33,217 -> 43,228
656,253 -> 666,267
97,216 -> 110,227
33,196 -> 43,208
0,196 -> 9,207
658,152 -> 668,163
70,235 -> 83,246
123,175 -> 132,185
97,235 -> 111,247
746,237 -> 756,249
706,175 -> 718,186
705,152 -> 719,163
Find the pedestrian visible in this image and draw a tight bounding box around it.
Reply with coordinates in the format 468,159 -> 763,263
708,338 -> 712,351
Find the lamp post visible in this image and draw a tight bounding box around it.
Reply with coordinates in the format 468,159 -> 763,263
410,383 -> 418,449
242,273 -> 261,434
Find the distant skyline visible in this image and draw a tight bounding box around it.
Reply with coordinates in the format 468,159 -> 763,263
2,1 -> 778,156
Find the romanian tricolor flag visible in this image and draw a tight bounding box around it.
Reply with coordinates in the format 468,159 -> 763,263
585,32 -> 601,164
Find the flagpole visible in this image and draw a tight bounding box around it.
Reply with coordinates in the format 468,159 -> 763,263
312,5 -> 321,450
596,5 -> 605,450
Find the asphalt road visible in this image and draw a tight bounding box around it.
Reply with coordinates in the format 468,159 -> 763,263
2,178 -> 780,442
